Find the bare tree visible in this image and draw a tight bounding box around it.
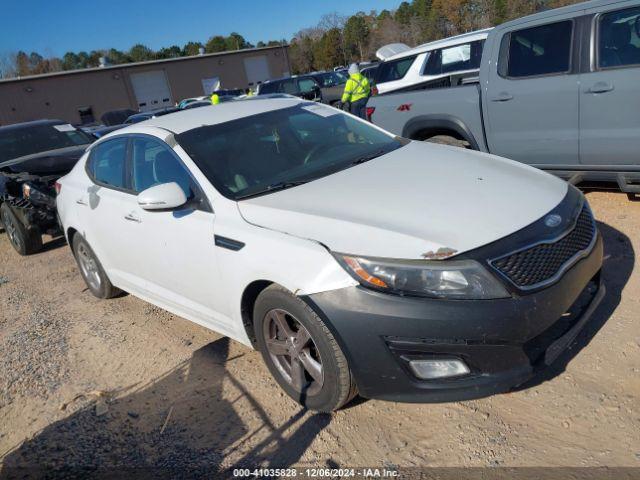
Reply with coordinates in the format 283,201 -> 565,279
0,51 -> 18,79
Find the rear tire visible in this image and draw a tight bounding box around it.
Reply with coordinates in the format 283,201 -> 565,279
72,234 -> 120,299
254,284 -> 357,412
0,202 -> 42,256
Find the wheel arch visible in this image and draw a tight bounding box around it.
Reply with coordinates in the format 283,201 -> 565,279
66,227 -> 79,249
402,114 -> 480,150
240,279 -> 274,347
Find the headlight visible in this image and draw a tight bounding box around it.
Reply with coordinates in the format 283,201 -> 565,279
334,254 -> 509,299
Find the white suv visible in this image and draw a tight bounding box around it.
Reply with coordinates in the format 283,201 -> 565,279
57,97 -> 604,412
374,28 -> 492,95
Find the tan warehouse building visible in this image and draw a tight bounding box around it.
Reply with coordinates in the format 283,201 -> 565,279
0,45 -> 290,126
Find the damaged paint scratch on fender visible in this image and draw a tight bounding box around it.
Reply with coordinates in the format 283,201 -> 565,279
422,247 -> 458,260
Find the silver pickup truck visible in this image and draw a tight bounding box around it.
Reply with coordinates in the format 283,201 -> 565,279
368,0 -> 640,193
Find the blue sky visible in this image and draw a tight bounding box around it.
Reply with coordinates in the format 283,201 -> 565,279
1,0 -> 400,57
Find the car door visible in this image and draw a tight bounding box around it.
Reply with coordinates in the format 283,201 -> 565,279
125,135 -> 229,332
485,19 -> 580,166
79,136 -> 147,292
580,3 -> 640,166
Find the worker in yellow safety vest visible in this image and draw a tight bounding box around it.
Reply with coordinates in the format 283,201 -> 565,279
341,63 -> 371,119
210,92 -> 220,105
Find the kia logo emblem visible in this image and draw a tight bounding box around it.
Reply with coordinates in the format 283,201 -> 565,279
545,214 -> 562,228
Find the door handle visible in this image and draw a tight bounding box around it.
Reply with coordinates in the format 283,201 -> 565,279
124,213 -> 141,223
490,92 -> 513,102
586,82 -> 614,94
76,198 -> 88,206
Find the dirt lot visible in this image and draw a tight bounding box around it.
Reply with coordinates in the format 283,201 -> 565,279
0,191 -> 638,477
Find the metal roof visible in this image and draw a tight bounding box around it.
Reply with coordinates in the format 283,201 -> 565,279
0,45 -> 289,84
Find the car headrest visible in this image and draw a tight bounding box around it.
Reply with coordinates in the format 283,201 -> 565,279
610,23 -> 631,49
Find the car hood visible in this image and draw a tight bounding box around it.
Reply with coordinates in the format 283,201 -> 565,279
237,142 -> 568,259
0,145 -> 88,175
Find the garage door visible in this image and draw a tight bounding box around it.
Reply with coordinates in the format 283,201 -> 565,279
244,56 -> 271,85
129,71 -> 173,111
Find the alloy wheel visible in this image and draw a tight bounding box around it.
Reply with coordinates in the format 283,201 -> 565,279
263,308 -> 324,396
1,210 -> 22,251
77,242 -> 102,291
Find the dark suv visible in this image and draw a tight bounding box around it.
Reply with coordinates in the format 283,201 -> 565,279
257,76 -> 322,102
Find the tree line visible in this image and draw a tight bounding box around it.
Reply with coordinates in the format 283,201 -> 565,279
0,0 -> 582,79
0,33 -> 284,78
288,0 -> 581,73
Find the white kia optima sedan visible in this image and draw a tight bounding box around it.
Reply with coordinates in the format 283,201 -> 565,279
57,96 -> 604,412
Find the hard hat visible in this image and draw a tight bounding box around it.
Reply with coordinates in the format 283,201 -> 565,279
348,63 -> 359,75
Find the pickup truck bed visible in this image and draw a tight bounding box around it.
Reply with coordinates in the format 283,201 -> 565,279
369,82 -> 486,151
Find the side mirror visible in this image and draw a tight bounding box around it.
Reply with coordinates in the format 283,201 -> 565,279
137,182 -> 187,211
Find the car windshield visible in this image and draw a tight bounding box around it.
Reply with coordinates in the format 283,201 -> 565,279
0,124 -> 93,163
176,103 -> 403,200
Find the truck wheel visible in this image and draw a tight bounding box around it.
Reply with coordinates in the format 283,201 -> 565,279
254,285 -> 357,412
0,203 -> 42,256
72,234 -> 120,299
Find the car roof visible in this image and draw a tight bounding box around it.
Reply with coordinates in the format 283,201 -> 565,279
498,0 -> 622,29
103,96 -> 306,136
0,119 -> 66,132
385,28 -> 493,61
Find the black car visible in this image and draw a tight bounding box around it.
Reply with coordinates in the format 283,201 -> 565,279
124,107 -> 180,125
257,76 -> 322,102
0,120 -> 94,255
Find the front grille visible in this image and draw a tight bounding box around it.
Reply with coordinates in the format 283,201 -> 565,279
491,206 -> 596,289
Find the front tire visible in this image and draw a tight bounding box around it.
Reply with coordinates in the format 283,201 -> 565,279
0,202 -> 42,256
72,234 -> 120,299
254,285 -> 357,412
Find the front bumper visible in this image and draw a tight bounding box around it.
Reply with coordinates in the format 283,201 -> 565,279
303,233 -> 604,403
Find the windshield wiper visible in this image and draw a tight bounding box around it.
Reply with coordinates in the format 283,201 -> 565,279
236,180 -> 309,200
350,149 -> 386,166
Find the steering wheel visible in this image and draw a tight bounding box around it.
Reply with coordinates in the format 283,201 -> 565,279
303,144 -> 333,164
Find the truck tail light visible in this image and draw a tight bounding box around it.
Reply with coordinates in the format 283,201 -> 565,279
366,107 -> 375,122
55,181 -> 62,195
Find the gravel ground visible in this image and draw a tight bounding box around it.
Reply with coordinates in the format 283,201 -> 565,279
0,190 -> 638,478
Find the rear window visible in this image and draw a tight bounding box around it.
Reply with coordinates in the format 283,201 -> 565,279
423,40 -> 484,76
376,55 -> 417,83
0,124 -> 93,163
314,72 -> 348,87
503,21 -> 573,78
259,79 -> 298,95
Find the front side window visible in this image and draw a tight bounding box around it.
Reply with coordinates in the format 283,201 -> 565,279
376,55 -> 417,83
130,137 -> 194,198
504,21 -> 573,78
316,72 -> 347,87
176,104 -> 403,200
89,137 -> 128,189
599,6 -> 640,68
297,78 -> 317,93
